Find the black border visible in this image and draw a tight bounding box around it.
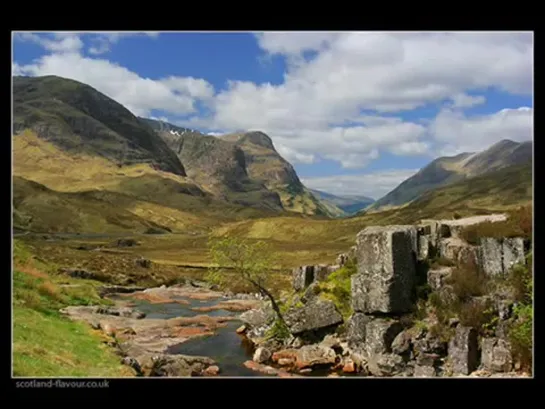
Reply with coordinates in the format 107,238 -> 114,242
6,19 -> 541,400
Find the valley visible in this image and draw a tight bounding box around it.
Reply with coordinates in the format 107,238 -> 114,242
11,74 -> 533,379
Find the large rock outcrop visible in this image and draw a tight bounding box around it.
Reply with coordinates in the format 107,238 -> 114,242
351,225 -> 417,314
284,299 -> 343,335
479,237 -> 525,277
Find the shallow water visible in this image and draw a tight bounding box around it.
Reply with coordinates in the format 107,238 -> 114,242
113,293 -> 271,376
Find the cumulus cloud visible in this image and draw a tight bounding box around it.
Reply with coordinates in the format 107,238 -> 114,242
15,32 -> 84,53
301,169 -> 419,198
12,31 -> 533,170
429,106 -> 533,155
88,32 -> 160,55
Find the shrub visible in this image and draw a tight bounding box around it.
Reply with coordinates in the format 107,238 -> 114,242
447,262 -> 488,301
457,299 -> 496,336
429,257 -> 455,269
509,303 -> 532,372
453,212 -> 462,220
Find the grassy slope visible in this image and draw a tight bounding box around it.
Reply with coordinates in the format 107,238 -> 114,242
13,130 -> 277,233
12,240 -> 133,377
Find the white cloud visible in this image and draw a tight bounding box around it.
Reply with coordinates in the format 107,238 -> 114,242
15,32 -> 83,53
12,31 -> 533,170
429,106 -> 533,155
301,169 -> 419,198
88,32 -> 160,55
449,93 -> 486,108
14,51 -> 215,118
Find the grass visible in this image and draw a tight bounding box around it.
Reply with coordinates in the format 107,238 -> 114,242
12,240 -> 132,377
315,259 -> 358,319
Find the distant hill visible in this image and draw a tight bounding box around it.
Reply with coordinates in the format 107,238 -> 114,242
218,131 -> 334,217
308,189 -> 375,217
13,75 -> 186,176
367,139 -> 532,212
140,118 -> 284,212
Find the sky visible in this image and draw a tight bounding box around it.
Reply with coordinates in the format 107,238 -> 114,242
12,31 -> 534,199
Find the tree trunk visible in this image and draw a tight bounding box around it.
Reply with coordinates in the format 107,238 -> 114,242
248,278 -> 286,325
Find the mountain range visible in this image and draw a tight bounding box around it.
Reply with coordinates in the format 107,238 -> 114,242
12,74 -> 533,234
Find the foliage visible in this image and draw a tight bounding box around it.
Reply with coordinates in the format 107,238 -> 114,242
446,261 -> 489,302
460,205 -> 532,245
428,256 -> 456,270
315,259 -> 358,319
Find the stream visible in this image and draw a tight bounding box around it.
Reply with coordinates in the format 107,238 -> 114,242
107,292 -> 273,377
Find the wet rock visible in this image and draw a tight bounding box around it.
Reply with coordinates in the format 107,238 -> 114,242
481,338 -> 513,373
427,267 -> 453,291
202,365 -> 220,376
414,365 -> 436,377
293,266 -> 315,291
284,299 -> 343,336
364,318 -> 404,356
448,326 -> 479,375
352,225 -> 417,314
95,306 -> 146,319
347,313 -> 371,349
367,353 -> 405,377
253,347 -> 272,364
236,325 -> 247,334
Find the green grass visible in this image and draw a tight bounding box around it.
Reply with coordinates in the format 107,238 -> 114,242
316,260 -> 358,319
12,240 -> 132,377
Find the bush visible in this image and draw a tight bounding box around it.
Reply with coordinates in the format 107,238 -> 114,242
453,212 -> 462,220
316,261 -> 357,319
446,259 -> 488,301
509,303 -> 532,372
429,257 -> 455,269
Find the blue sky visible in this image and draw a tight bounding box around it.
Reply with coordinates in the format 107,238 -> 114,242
12,31 -> 533,199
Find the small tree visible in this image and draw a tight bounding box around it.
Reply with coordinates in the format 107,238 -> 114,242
207,236 -> 286,326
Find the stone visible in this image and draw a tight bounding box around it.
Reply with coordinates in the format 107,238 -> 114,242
391,330 -> 412,356
95,306 -> 146,319
116,238 -> 138,247
253,347 -> 272,364
502,238 -> 525,274
347,313 -> 371,349
314,264 -> 332,282
413,331 -> 447,356
121,357 -> 142,375
438,238 -> 478,265
364,319 -> 404,357
236,325 -> 247,334
479,237 -> 525,277
336,253 -> 349,266
320,334 -> 342,350
367,353 -> 405,377
239,303 -> 275,328
284,299 -> 343,335
414,365 -> 436,377
427,267 -> 453,291
418,235 -> 430,260
135,257 -> 152,268
294,344 -> 337,369
416,352 -> 441,367
301,282 -> 320,304
293,266 -> 315,291
481,338 -> 513,373
202,365 -> 220,376
448,326 -> 479,375
143,354 -> 216,377
342,358 -> 357,373
59,268 -> 97,280
352,225 -> 417,314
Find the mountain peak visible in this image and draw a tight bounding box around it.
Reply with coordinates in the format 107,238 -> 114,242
220,131 -> 275,150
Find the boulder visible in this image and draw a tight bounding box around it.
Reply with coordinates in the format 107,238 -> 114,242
239,303 -> 275,328
364,318 -> 404,357
141,354 -> 216,377
135,257 -> 152,268
95,306 -> 146,319
427,267 -> 453,291
301,282 -> 320,304
284,299 -> 343,335
391,330 -> 412,356
418,235 -> 430,260
481,338 -> 513,373
367,353 -> 405,377
438,238 -> 478,265
293,266 -> 315,291
448,326 -> 479,375
479,237 -> 525,277
313,264 -> 332,282
414,365 -> 437,377
347,313 -> 371,349
253,347 -> 272,364
294,344 -> 337,369
352,225 -> 417,314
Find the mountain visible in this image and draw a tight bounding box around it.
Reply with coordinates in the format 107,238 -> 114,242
13,75 -> 186,176
139,118 -> 284,212
218,131 -> 334,217
367,139 -> 533,212
308,189 -> 375,217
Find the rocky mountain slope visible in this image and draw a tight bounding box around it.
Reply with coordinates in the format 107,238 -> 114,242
219,132 -> 333,216
140,118 -> 283,212
309,189 -> 375,217
367,139 -> 532,212
13,75 -> 186,176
